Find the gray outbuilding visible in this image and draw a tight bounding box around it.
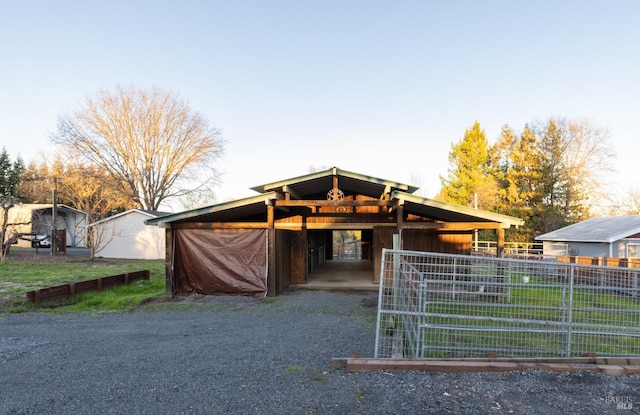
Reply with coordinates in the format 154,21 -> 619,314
535,215 -> 640,259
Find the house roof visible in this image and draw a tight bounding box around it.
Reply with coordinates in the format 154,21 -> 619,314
14,203 -> 85,215
88,209 -> 173,227
250,167 -> 420,198
145,167 -> 523,228
145,193 -> 277,226
535,215 -> 640,243
393,191 -> 524,228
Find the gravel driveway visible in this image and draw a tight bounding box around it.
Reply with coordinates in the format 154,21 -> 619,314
1,290 -> 639,414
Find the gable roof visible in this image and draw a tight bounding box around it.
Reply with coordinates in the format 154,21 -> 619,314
146,167 -> 523,228
250,167 -> 419,199
535,216 -> 640,243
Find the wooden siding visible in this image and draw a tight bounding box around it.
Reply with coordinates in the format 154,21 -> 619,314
373,226 -> 395,283
275,230 -> 292,293
290,230 -> 306,283
403,229 -> 472,255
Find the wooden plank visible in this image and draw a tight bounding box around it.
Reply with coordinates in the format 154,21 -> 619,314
290,230 -> 306,284
166,228 -> 174,297
344,358 -> 640,376
306,223 -> 396,230
171,222 -> 269,229
373,226 -> 395,284
26,270 -> 151,304
274,200 -> 394,208
401,222 -> 502,230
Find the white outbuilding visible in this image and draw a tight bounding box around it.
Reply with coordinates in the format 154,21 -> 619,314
89,209 -> 170,259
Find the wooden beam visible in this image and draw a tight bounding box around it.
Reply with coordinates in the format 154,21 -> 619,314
396,202 -> 404,231
267,204 -> 274,228
497,227 -> 505,257
171,222 -> 269,229
282,185 -> 302,200
267,205 -> 276,296
401,222 -> 503,230
274,223 -> 304,231
343,358 -> 640,376
306,223 -> 397,230
165,229 -> 174,297
380,185 -> 391,200
274,200 -> 394,207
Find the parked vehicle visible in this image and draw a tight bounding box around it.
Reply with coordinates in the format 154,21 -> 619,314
31,234 -> 51,248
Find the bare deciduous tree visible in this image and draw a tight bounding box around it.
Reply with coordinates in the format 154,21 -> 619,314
52,85 -> 225,210
561,118 -> 615,216
612,186 -> 640,215
0,196 -> 22,261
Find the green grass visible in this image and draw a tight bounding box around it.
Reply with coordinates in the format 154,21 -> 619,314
0,250 -> 166,313
392,277 -> 640,358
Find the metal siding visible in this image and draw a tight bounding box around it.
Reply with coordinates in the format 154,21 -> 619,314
568,242 -> 609,258
97,212 -> 165,259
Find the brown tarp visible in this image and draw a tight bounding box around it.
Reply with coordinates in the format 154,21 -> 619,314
173,228 -> 268,298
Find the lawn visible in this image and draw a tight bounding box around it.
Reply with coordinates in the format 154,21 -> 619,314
382,277 -> 640,358
0,248 -> 166,313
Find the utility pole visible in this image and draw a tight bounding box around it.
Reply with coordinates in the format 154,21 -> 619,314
51,178 -> 57,255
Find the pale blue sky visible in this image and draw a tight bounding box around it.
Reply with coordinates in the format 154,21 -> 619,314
1,1 -> 638,207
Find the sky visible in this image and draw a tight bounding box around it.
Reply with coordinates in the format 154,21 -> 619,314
1,1 -> 639,210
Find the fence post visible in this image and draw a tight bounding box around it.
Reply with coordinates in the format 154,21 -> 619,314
452,257 -> 457,300
566,265 -> 575,357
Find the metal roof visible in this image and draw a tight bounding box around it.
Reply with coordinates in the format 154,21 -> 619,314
13,203 -> 85,215
535,215 -> 640,243
89,209 -> 172,227
394,191 -> 524,228
250,166 -> 419,199
145,168 -> 523,228
145,193 -> 277,226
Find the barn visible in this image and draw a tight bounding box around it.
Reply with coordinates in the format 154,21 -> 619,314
536,215 -> 640,259
145,167 -> 524,298
7,204 -> 86,248
89,209 -> 170,259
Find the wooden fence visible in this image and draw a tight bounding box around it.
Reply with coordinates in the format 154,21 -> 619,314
558,256 -> 640,268
26,270 -> 150,304
557,256 -> 640,290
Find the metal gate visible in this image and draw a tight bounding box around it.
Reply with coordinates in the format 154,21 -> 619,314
374,249 -> 640,358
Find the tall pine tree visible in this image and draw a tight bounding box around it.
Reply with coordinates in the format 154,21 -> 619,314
439,121 -> 494,207
0,147 -> 24,198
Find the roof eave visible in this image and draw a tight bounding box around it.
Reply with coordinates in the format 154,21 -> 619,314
393,191 -> 525,228
251,166 -> 419,195
145,192 -> 278,226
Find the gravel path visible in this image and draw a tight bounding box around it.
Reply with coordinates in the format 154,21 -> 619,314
1,290 -> 639,415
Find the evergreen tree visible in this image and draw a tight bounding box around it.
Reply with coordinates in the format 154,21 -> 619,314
0,147 -> 24,197
439,121 -> 492,206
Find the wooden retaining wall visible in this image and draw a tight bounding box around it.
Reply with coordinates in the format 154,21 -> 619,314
26,270 -> 150,304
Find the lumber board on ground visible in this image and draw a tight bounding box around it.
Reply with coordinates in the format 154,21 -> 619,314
339,358 -> 640,376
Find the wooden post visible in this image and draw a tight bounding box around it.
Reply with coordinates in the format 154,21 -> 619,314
396,202 -> 404,251
267,204 -> 277,296
497,228 -> 505,257
165,228 -> 175,297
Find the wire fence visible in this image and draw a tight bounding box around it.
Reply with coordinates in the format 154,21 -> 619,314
374,249 -> 640,359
